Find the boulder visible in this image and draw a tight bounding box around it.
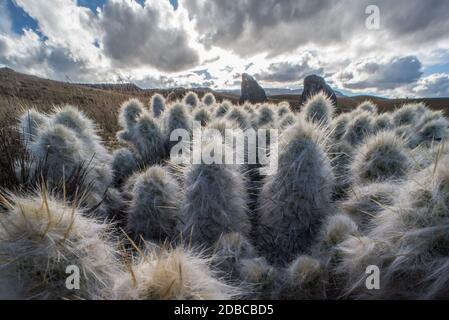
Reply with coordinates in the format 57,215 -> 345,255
300,74 -> 337,106
239,73 -> 268,104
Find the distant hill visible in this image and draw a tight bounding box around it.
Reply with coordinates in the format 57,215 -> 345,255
218,87 -> 348,98
0,68 -> 240,145
1,67 -> 448,137
268,93 -> 449,114
0,68 -> 240,103
78,83 -> 144,92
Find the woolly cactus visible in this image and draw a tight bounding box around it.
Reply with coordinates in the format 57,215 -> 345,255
317,214 -> 359,253
29,124 -> 84,184
184,91 -> 199,109
341,183 -> 396,231
122,171 -> 142,201
350,131 -> 410,184
19,109 -> 49,147
331,113 -> 350,141
409,102 -> 428,115
52,105 -> 111,165
202,93 -> 216,107
193,107 -> 211,127
411,118 -> 449,148
280,114 -> 296,131
416,109 -> 444,129
20,106 -> 115,213
257,117 -> 334,266
164,103 -> 192,135
131,114 -> 166,165
394,124 -> 414,142
215,101 -> 231,118
112,246 -> 237,300
374,113 -> 392,132
313,213 -> 360,291
163,103 -> 192,151
10,83 -> 449,300
226,107 -> 250,130
356,101 -> 377,114
150,93 -> 165,118
97,187 -> 127,222
180,141 -> 251,248
343,111 -> 375,146
257,105 -> 276,127
243,103 -> 256,114
111,147 -> 139,186
329,141 -> 353,197
334,235 -> 383,297
127,166 -> 180,243
302,92 -> 334,125
238,257 -> 279,300
212,233 -> 257,279
339,157 -> 449,298
0,190 -> 120,299
278,255 -> 327,299
392,103 -> 426,127
207,118 -> 239,136
90,164 -> 114,196
277,102 -> 290,117
117,99 -> 144,143
52,105 -> 94,137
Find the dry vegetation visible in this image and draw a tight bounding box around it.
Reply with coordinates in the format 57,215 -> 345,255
0,68 -> 238,145
1,68 -> 449,300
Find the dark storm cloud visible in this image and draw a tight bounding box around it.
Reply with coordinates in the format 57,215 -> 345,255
339,56 -> 423,90
255,61 -> 323,83
184,0 -> 449,57
47,47 -> 87,75
100,0 -> 199,72
185,0 -> 354,56
378,0 -> 449,43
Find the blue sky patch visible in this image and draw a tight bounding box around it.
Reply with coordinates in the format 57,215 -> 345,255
5,0 -> 39,35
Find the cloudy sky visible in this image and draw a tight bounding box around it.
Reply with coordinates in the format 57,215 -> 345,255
1,0 -> 449,97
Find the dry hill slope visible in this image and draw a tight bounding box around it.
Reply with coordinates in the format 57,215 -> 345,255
1,67 -> 448,144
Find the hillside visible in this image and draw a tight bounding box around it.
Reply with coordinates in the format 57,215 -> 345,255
1,67 -> 448,144
269,94 -> 449,115
0,68 -> 239,145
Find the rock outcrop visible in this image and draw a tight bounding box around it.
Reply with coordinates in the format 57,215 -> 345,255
300,75 -> 337,106
239,73 -> 268,104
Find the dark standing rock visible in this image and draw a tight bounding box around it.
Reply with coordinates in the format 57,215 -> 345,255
239,73 -> 268,104
300,75 -> 337,107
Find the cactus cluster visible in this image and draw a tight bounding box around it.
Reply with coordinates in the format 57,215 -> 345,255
257,117 -> 334,266
0,189 -> 120,299
17,106 -> 116,217
112,246 -> 237,300
3,92 -> 449,300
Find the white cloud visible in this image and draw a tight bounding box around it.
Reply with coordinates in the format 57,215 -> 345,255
14,0 -> 102,63
0,29 -> 109,82
183,0 -> 449,58
1,0 -> 449,97
0,30 -> 48,76
0,1 -> 13,35
4,0 -> 202,81
412,73 -> 449,97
